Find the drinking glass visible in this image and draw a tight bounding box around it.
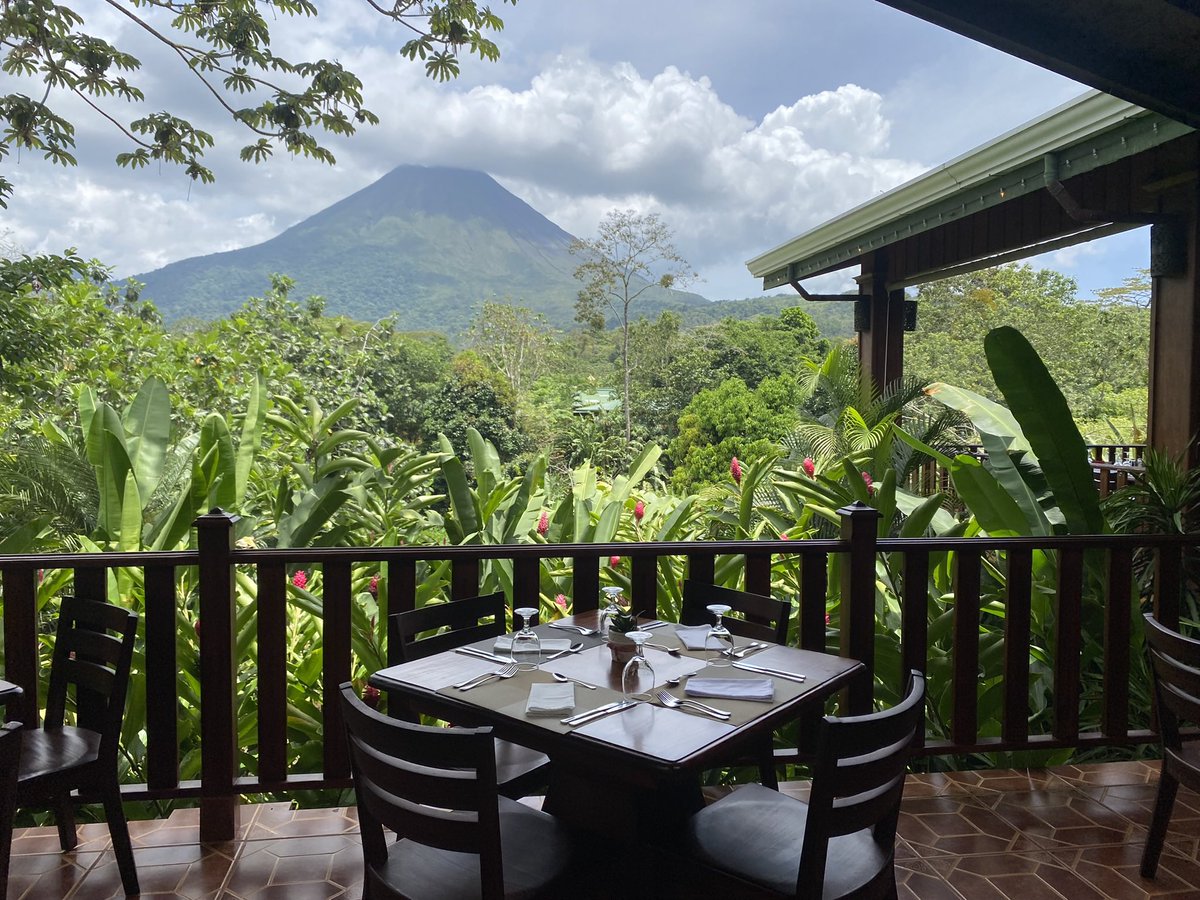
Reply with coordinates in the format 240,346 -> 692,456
706,603 -> 735,668
511,607 -> 541,670
599,586 -> 624,636
621,631 -> 655,702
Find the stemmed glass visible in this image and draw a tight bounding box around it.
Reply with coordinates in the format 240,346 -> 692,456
599,586 -> 624,636
621,631 -> 655,702
706,604 -> 735,668
511,607 -> 541,670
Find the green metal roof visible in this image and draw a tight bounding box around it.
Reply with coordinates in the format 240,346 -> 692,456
747,90 -> 1194,290
572,388 -> 621,414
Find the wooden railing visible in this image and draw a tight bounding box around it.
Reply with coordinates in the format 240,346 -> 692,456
1,503 -> 1195,840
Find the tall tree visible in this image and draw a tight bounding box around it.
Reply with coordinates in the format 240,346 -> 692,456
465,300 -> 554,397
0,0 -> 515,206
571,209 -> 695,443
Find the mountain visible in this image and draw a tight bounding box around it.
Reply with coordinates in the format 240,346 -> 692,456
134,165 -> 717,333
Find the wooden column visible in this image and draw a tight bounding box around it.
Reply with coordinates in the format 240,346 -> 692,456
1148,178 -> 1200,467
856,249 -> 906,394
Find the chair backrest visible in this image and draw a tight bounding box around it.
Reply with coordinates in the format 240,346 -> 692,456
44,596 -> 138,756
680,580 -> 790,645
797,669 -> 926,896
1143,613 -> 1200,758
338,683 -> 505,894
388,593 -> 508,664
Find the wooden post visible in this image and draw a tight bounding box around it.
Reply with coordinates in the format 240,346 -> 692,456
838,502 -> 881,714
856,249 -> 906,395
196,509 -> 240,842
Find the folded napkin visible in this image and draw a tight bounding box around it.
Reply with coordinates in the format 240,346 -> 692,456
494,636 -> 573,653
675,624 -> 722,651
525,682 -> 575,717
685,678 -> 774,702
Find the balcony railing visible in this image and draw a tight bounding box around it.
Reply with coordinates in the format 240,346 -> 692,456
1,504 -> 1196,841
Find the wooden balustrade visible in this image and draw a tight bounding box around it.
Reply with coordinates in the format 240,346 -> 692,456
0,503 -> 1195,840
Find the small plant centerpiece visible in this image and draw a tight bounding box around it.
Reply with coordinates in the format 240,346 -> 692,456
606,607 -> 642,665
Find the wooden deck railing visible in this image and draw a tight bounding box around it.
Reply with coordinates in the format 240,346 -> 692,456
1,502 -> 1196,840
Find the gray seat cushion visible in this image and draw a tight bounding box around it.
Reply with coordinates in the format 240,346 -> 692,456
17,726 -> 100,784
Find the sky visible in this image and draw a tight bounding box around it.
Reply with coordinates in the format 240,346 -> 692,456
0,0 -> 1151,306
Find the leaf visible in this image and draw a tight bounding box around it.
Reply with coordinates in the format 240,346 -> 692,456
925,382 -> 1031,454
235,371 -> 267,505
979,433 -> 1051,536
277,475 -> 350,548
440,456 -> 479,543
199,414 -> 236,511
119,469 -> 142,551
984,327 -> 1105,535
122,376 -> 171,501
950,455 -> 1029,536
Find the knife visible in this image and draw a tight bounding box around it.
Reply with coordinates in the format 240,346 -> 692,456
561,700 -> 637,726
732,662 -> 807,683
455,647 -> 514,664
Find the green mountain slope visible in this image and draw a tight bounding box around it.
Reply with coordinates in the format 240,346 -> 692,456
135,165 -> 717,332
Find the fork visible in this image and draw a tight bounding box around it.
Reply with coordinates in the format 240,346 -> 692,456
654,689 -> 730,720
723,642 -> 767,659
454,662 -> 519,691
548,622 -> 599,636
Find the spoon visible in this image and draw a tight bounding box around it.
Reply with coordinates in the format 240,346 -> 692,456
548,622 -> 599,636
552,671 -> 597,690
645,642 -> 683,657
545,641 -> 583,660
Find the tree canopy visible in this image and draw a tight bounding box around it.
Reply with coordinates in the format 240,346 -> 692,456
0,0 -> 515,206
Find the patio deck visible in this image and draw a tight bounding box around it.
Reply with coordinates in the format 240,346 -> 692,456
7,760 -> 1200,899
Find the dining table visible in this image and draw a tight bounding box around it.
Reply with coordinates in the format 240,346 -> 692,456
369,611 -> 864,845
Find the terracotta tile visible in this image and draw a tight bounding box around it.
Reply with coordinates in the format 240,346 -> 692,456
898,795 -> 1041,857
6,851 -> 98,900
988,789 -> 1144,848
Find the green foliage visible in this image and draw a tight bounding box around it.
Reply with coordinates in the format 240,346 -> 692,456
423,352 -> 527,461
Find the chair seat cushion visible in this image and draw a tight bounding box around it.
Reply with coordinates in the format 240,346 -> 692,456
374,796 -> 573,899
16,726 -> 100,784
686,783 -> 890,898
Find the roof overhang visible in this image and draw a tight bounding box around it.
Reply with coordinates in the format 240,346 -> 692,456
747,91 -> 1195,291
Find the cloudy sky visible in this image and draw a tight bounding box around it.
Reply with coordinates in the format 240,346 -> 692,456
1,0 -> 1149,304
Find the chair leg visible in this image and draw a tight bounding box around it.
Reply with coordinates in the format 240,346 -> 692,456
756,738 -> 779,791
52,793 -> 77,851
101,787 -> 139,895
1141,771 -> 1179,879
0,815 -> 12,899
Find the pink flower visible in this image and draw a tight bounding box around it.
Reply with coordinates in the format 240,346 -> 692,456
780,533 -> 791,540
292,570 -> 308,589
861,471 -> 875,496
825,613 -> 831,626
730,456 -> 743,485
609,555 -> 621,567
368,574 -> 379,596
802,457 -> 815,477
362,685 -> 380,709
634,499 -> 645,522
554,593 -> 568,610
536,511 -> 549,535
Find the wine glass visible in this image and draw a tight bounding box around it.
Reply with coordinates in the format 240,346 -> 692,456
621,631 -> 655,702
511,607 -> 541,670
599,586 -> 624,636
706,604 -> 735,668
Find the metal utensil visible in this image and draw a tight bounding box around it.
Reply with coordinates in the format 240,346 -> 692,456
560,700 -> 638,726
455,647 -> 514,664
653,689 -> 730,720
454,662 -> 520,691
723,642 -> 767,659
732,662 -> 807,683
645,642 -> 682,657
548,622 -> 599,636
544,642 -> 584,661
551,671 -> 597,690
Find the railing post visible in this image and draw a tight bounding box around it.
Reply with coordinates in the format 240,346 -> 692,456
196,508 -> 240,842
838,502 -> 881,714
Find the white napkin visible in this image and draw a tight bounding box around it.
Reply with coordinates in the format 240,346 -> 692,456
494,636 -> 573,653
675,624 -> 722,650
685,678 -> 774,702
525,682 -> 575,717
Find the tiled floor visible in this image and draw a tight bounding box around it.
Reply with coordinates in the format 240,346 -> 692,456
8,761 -> 1200,898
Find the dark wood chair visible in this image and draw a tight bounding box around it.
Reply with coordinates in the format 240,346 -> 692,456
15,596 -> 139,896
0,720 -> 23,897
387,593 -> 551,799
338,682 -> 575,899
1141,613 -> 1200,878
683,670 -> 925,899
681,580 -> 791,787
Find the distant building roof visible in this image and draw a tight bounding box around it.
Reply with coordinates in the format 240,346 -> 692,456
572,389 -> 621,414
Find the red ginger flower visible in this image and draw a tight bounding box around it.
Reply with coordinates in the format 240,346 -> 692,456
554,593 -> 568,610
634,499 -> 645,522
292,570 -> 308,589
362,684 -> 380,709
368,574 -> 379,596
730,456 -> 743,485
861,471 -> 875,495
780,533 -> 791,540
536,511 -> 549,535
609,555 -> 621,567
802,457 -> 815,477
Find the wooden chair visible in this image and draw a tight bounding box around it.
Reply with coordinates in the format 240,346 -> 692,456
680,580 -> 790,645
387,593 -> 551,798
684,670 -> 925,899
1141,613 -> 1200,878
338,682 -> 575,899
681,580 -> 791,787
0,720 -> 23,897
16,596 -> 139,896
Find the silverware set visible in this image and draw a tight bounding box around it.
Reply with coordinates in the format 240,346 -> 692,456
453,662 -> 520,691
